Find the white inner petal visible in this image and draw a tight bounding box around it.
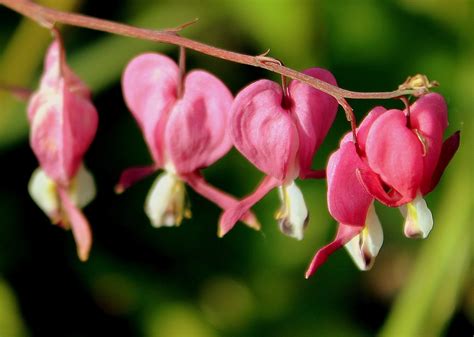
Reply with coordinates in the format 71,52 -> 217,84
145,171 -> 189,228
365,203 -> 384,257
68,164 -> 96,208
400,192 -> 433,239
28,167 -> 59,221
275,180 -> 308,240
344,203 -> 383,271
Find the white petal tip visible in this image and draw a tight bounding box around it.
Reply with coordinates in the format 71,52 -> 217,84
145,172 -> 189,228
400,193 -> 433,240
345,203 -> 383,270
276,181 -> 309,240
28,168 -> 59,219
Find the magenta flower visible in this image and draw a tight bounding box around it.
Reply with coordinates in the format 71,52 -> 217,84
219,68 -> 338,239
358,93 -> 460,238
117,53 -> 258,229
27,37 -> 98,261
305,107 -> 385,277
306,93 -> 460,278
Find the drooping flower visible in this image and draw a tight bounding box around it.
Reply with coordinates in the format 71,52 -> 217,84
305,107 -> 385,277
305,93 -> 460,277
27,36 -> 98,261
116,53 -> 258,230
357,93 -> 460,238
219,69 -> 338,239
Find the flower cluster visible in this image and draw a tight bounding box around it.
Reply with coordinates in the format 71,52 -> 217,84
26,35 -> 459,276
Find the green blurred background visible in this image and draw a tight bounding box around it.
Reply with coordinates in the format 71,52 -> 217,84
0,0 -> 472,336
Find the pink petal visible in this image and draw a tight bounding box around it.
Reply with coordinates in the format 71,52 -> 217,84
410,93 -> 448,134
218,176 -> 280,237
165,70 -> 233,173
29,79 -> 98,186
122,53 -> 179,165
305,223 -> 361,278
288,68 -> 338,177
327,142 -> 373,226
356,168 -> 407,207
424,131 -> 460,194
34,40 -> 90,102
339,106 -> 386,151
409,93 -> 449,193
365,110 -> 423,200
58,187 -> 92,261
182,172 -> 260,231
354,106 -> 386,152
115,165 -> 157,193
231,80 -> 299,181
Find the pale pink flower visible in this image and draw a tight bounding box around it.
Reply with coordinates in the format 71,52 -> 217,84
117,53 -> 258,230
219,69 -> 338,239
28,38 -> 98,261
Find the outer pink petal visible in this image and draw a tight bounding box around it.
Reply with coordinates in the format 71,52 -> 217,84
305,223 -> 361,278
58,187 -> 92,261
424,131 -> 460,194
327,142 -> 373,226
218,176 -> 280,237
115,165 -> 157,193
165,70 -> 233,173
231,80 -> 299,181
355,106 -> 386,152
122,53 -> 179,165
339,106 -> 386,148
365,110 -> 423,200
29,80 -> 98,186
182,172 -> 260,230
35,40 -> 62,92
409,93 -> 449,193
34,40 -> 90,101
288,68 -> 338,177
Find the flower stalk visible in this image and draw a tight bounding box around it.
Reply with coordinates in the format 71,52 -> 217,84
0,0 -> 424,107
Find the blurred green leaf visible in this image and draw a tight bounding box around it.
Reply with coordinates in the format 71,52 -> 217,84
145,303 -> 218,337
0,278 -> 28,337
223,0 -> 322,68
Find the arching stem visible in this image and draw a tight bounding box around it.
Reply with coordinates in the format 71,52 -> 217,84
0,0 -> 421,104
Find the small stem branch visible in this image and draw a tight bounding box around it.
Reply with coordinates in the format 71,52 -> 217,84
0,83 -> 33,101
0,0 -> 418,102
338,98 -> 358,144
400,96 -> 411,128
177,46 -> 186,98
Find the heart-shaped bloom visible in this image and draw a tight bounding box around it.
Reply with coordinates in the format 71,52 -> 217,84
117,53 -> 258,229
357,93 -> 460,238
306,93 -> 459,277
219,69 -> 338,239
27,37 -> 98,261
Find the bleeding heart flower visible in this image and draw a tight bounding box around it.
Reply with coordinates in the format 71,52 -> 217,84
305,107 -> 386,277
357,93 -> 460,239
27,37 -> 98,261
117,53 -> 259,230
219,68 -> 338,239
306,93 -> 459,278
